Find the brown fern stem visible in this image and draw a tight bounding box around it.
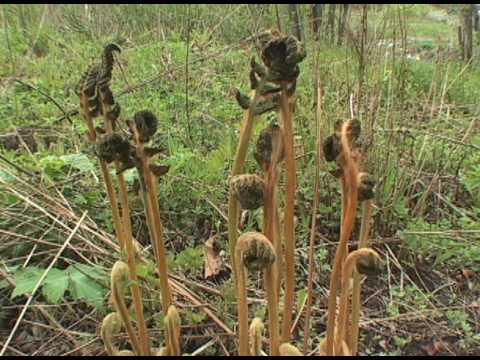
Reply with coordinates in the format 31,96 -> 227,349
279,82 -> 296,343
111,262 -> 141,355
265,265 -> 280,355
99,92 -> 151,356
263,164 -> 280,301
348,199 -> 373,354
133,136 -> 172,315
325,122 -> 360,356
227,81 -> 265,355
79,95 -> 125,251
335,248 -> 379,355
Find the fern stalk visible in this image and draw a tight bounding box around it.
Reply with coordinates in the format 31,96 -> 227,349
279,82 -> 297,343
132,131 -> 172,314
227,80 -> 265,355
325,122 -> 360,355
335,248 -> 380,355
79,95 -> 125,251
348,199 -> 373,354
111,261 -> 141,355
99,91 -> 151,356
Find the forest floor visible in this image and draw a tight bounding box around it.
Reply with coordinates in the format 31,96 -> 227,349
0,4 -> 479,356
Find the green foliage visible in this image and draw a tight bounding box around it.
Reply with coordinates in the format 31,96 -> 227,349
9,264 -> 108,309
172,246 -> 204,273
184,308 -> 207,325
39,153 -> 95,178
446,309 -> 473,335
461,136 -> 480,204
41,268 -> 70,304
401,218 -> 480,271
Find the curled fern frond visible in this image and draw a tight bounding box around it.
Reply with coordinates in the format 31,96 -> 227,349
249,317 -> 265,356
110,261 -> 140,355
98,43 -> 121,89
132,110 -> 158,143
279,343 -> 302,356
260,31 -> 306,83
356,250 -> 383,276
101,312 -> 135,356
236,232 -> 276,272
230,174 -> 265,210
334,249 -> 382,355
164,305 -> 181,356
357,172 -> 375,202
255,122 -> 285,169
101,312 -> 122,356
235,88 -> 280,115
235,89 -> 251,110
322,134 -> 341,162
97,133 -> 132,164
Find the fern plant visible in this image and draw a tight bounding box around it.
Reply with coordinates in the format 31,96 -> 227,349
228,30 -> 306,356
77,44 -> 180,356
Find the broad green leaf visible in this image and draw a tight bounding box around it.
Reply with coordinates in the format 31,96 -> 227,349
72,263 -> 108,285
11,266 -> 43,299
42,268 -> 69,304
67,265 -> 108,309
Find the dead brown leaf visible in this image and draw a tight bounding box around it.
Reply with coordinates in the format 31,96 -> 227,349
422,340 -> 446,356
204,235 -> 223,279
